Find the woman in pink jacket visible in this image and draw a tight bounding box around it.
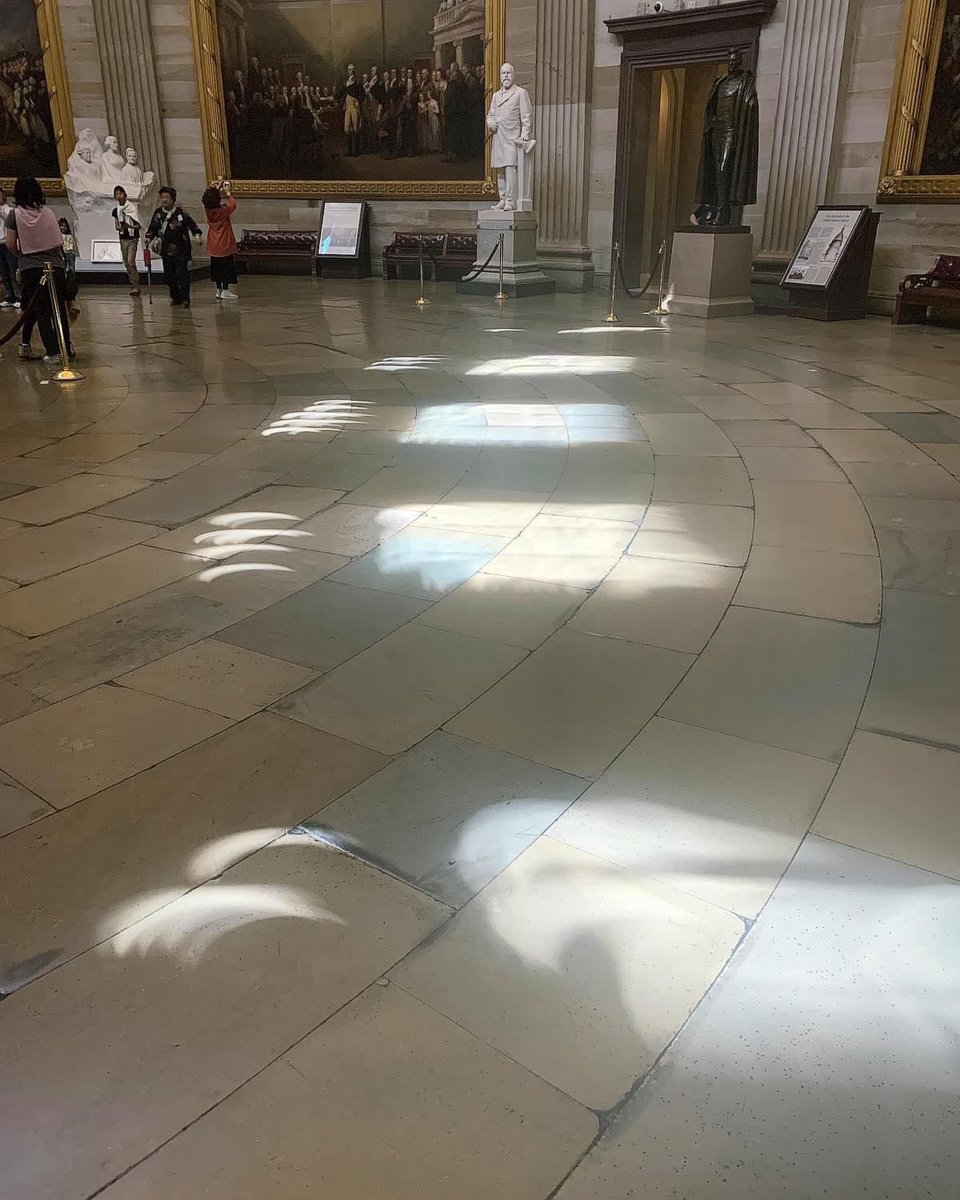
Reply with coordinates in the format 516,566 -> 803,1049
202,178 -> 239,302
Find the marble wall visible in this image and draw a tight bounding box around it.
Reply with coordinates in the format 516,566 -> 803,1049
51,0 -> 960,301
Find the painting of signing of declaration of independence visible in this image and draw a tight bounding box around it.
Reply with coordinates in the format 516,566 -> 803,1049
215,0 -> 489,183
920,0 -> 960,176
0,0 -> 59,179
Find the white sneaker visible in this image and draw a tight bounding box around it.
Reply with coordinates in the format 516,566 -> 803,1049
219,289 -> 239,302
43,353 -> 63,366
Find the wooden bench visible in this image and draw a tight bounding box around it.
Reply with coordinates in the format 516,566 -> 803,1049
235,229 -> 319,275
382,231 -> 478,283
894,255 -> 960,325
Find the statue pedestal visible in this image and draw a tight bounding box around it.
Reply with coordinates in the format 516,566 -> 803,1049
456,210 -> 556,298
667,228 -> 755,318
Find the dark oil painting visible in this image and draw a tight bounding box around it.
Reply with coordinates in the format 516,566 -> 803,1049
921,0 -> 960,175
0,0 -> 59,179
215,0 -> 489,183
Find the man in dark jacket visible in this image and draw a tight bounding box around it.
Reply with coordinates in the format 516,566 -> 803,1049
145,186 -> 202,307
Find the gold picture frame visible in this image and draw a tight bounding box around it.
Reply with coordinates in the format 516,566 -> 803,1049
1,0 -> 74,195
878,0 -> 960,203
187,0 -> 504,199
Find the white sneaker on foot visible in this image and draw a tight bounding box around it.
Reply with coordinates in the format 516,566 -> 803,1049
18,344 -> 40,360
219,289 -> 239,302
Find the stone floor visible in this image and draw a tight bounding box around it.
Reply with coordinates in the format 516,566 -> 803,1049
1,278 -> 959,1199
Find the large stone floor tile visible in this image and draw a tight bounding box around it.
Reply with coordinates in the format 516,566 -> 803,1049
739,445 -> 846,482
651,455 -> 753,505
752,479 -> 876,554
875,526 -> 960,596
0,678 -> 44,724
418,573 -> 587,649
0,546 -> 202,636
293,501 -> 422,555
841,460 -> 960,500
764,400 -> 881,429
485,512 -> 637,588
639,414 -> 737,457
448,629 -> 692,777
863,494 -> 960,532
99,984 -> 595,1200
119,639 -> 316,719
0,841 -> 446,1200
0,457 -> 87,486
392,836 -> 742,1110
0,770 -> 53,836
716,419 -> 817,448
555,837 -> 960,1200
95,466 -> 277,527
347,463 -> 466,508
328,526 -> 508,600
872,411 -> 960,443
28,431 -> 148,463
551,718 -> 835,918
174,545 -> 349,609
814,428 -> 931,465
627,502 -> 753,567
0,514 -> 163,584
662,607 -> 877,761
0,588 -> 250,702
416,486 -> 548,536
920,442 -> 960,474
572,556 -> 739,652
0,472 -> 147,525
461,446 -> 568,491
218,578 -> 428,670
0,714 -> 387,991
277,623 -> 525,754
94,448 -> 212,479
814,731 -> 960,879
859,589 -> 960,749
735,546 -> 881,623
0,684 -> 230,808
313,731 -> 587,906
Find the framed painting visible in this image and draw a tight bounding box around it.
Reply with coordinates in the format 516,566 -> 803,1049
189,0 -> 504,199
0,0 -> 74,194
878,0 -> 960,203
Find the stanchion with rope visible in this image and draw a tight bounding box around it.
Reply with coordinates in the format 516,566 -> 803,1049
0,282 -> 45,360
415,235 -> 430,308
603,241 -> 623,324
42,262 -> 84,383
645,238 -> 670,317
495,233 -> 507,303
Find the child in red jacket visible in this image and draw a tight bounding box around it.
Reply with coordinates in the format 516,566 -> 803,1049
202,179 -> 239,301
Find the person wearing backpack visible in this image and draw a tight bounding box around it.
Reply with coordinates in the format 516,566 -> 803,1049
3,176 -> 75,364
144,185 -> 202,307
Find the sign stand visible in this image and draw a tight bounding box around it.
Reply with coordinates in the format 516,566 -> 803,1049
315,201 -> 371,280
781,205 -> 881,321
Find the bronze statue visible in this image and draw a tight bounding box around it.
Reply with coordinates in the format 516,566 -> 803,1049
695,48 -> 759,227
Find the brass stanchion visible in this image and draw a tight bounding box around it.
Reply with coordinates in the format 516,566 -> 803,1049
42,263 -> 84,383
646,239 -> 670,317
602,241 -> 622,324
495,233 -> 507,303
415,236 -> 430,308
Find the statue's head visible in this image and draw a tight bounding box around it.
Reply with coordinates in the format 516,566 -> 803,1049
728,48 -> 744,75
78,145 -> 93,163
125,147 -> 138,164
105,135 -> 119,152
500,62 -> 514,90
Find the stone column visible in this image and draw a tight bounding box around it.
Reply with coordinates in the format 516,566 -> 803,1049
91,0 -> 169,182
756,0 -> 854,265
533,0 -> 595,291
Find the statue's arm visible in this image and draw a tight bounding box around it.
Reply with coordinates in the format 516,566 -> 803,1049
486,96 -> 498,132
519,87 -> 534,142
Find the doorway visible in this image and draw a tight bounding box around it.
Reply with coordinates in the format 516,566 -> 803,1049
620,59 -> 725,288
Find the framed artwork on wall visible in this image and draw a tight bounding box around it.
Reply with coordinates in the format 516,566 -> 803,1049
0,0 -> 74,193
878,0 -> 960,203
188,0 -> 504,199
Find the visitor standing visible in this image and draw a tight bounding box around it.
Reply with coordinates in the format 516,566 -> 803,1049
3,177 -> 74,364
0,185 -> 19,309
202,178 -> 239,301
145,186 -> 202,307
57,216 -> 81,319
112,185 -> 141,295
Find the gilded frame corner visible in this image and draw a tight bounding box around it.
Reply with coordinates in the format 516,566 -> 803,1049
1,0 -> 74,196
878,0 -> 960,204
187,0 -> 504,200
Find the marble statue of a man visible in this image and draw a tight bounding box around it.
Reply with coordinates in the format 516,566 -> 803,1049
486,62 -> 534,211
